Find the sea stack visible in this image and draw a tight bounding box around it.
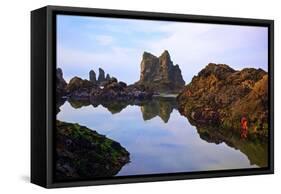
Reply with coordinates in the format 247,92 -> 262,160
89,70 -> 97,84
98,68 -> 106,83
137,50 -> 185,93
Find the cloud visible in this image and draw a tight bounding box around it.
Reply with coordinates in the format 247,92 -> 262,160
137,22 -> 268,82
57,43 -> 143,83
57,15 -> 268,84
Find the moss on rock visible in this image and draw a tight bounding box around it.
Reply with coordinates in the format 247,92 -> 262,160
56,120 -> 129,181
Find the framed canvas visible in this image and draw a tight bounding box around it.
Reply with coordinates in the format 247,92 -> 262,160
31,5 -> 274,188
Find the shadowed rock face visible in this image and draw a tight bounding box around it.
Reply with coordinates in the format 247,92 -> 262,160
177,63 -> 268,138
137,50 -> 185,93
55,120 -> 130,181
56,68 -> 67,97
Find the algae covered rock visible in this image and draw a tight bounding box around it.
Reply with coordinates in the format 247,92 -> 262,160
56,120 -> 130,181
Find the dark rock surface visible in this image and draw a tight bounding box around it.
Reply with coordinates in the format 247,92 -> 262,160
89,70 -> 97,84
56,120 -> 130,181
90,78 -> 153,102
97,68 -> 105,83
105,73 -> 111,81
56,68 -> 67,97
66,76 -> 97,100
64,74 -> 153,104
136,50 -> 185,93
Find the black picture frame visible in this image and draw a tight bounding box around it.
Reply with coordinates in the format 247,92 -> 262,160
31,5 -> 274,188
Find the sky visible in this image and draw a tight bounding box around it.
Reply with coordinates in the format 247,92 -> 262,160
57,15 -> 268,84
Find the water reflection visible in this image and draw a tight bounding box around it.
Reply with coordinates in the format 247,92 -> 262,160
66,96 -> 178,123
141,96 -> 177,123
57,96 -> 267,176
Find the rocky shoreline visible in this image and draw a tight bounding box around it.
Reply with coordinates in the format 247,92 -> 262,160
177,63 -> 268,140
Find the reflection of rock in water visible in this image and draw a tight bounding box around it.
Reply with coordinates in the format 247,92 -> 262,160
184,115 -> 268,167
65,96 -> 178,122
56,97 -> 66,114
55,120 -> 130,181
176,63 -> 269,167
141,96 -> 177,123
98,101 -> 129,114
68,98 -> 91,109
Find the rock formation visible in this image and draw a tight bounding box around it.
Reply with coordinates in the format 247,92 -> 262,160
90,78 -> 153,103
89,70 -> 97,84
98,68 -> 105,83
105,73 -> 111,81
64,74 -> 153,103
91,68 -> 114,85
56,120 -> 129,181
56,68 -> 67,96
177,63 -> 268,139
66,76 -> 97,100
136,50 -> 185,93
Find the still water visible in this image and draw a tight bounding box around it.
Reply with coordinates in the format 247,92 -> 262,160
57,97 -> 260,176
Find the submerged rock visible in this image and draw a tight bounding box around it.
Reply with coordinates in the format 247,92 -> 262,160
55,120 -> 130,181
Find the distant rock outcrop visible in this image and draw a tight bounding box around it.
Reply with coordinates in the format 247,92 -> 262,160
105,73 -> 111,81
98,68 -> 106,83
136,50 -> 185,93
89,70 -> 97,84
90,68 -> 114,85
177,63 -> 268,138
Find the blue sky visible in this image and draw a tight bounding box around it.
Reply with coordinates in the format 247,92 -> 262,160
57,15 -> 268,84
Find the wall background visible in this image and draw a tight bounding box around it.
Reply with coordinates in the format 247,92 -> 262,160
0,0 -> 279,193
